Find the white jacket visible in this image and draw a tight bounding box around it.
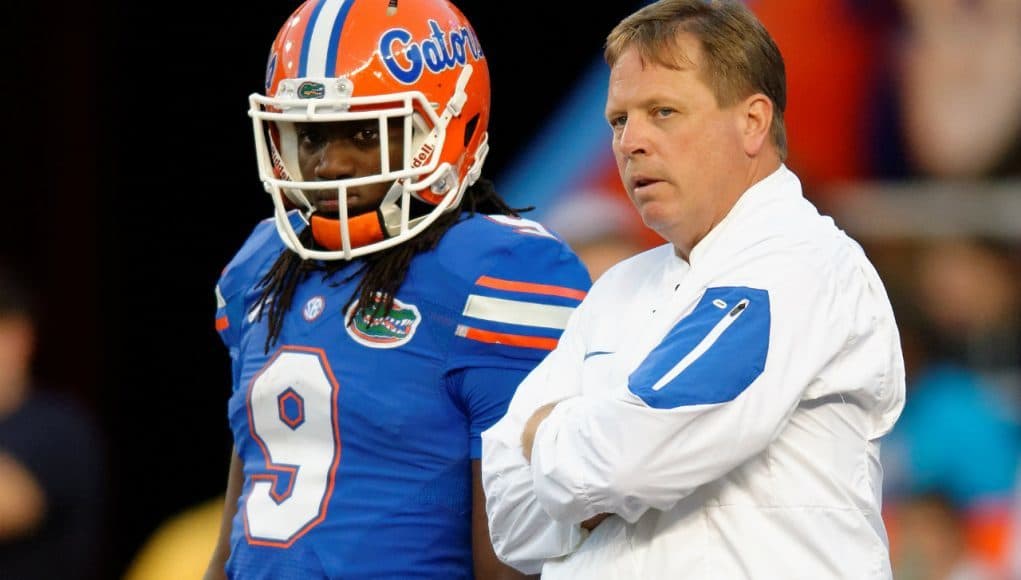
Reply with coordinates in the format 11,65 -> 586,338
481,166 -> 905,579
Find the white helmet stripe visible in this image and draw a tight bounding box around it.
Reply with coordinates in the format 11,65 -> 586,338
301,0 -> 353,78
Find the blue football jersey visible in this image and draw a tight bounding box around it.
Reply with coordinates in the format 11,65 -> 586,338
214,213 -> 590,579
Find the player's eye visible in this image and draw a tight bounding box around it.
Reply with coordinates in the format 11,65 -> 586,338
296,124 -> 325,148
355,128 -> 379,142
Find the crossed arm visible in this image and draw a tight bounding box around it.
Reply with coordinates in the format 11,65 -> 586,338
520,402 -> 612,532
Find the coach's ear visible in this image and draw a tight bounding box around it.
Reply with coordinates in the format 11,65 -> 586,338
739,93 -> 773,157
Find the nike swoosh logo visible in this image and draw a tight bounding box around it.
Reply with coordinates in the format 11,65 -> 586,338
584,350 -> 615,360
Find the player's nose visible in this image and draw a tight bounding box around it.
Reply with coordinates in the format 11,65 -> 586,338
315,138 -> 358,180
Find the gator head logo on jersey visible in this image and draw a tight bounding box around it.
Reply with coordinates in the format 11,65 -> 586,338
345,295 -> 422,349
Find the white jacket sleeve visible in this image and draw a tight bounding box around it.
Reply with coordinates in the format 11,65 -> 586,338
480,301 -> 591,573
529,262 -> 853,524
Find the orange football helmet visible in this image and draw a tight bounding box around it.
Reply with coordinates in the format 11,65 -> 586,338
250,0 -> 491,260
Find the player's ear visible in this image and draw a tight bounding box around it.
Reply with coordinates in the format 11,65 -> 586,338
739,93 -> 773,157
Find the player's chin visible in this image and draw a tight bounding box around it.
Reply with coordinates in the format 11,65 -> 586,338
345,192 -> 384,216
314,206 -> 377,220
346,202 -> 379,218
311,193 -> 380,218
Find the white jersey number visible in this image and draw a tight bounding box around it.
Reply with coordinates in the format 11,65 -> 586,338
244,348 -> 341,546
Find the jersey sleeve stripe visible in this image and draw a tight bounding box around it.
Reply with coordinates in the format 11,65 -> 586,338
456,325 -> 559,351
463,295 -> 575,330
475,275 -> 587,301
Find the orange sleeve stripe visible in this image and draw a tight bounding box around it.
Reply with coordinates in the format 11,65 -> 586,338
458,326 -> 559,351
215,316 -> 230,332
475,275 -> 587,301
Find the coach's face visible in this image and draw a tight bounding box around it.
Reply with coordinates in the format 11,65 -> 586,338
606,33 -> 751,260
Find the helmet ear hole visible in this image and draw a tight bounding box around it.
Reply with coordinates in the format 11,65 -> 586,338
463,114 -> 480,148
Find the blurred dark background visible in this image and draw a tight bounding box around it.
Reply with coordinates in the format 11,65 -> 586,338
1,1 -> 644,577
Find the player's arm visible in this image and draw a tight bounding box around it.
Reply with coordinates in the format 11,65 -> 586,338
457,364 -> 575,575
0,451 -> 46,539
451,218 -> 592,571
471,460 -> 538,580
204,448 -> 243,580
205,230 -> 271,579
480,328 -> 592,571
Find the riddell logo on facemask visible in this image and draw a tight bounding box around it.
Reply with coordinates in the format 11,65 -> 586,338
411,143 -> 435,169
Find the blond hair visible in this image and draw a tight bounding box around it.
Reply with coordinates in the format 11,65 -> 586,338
606,0 -> 787,159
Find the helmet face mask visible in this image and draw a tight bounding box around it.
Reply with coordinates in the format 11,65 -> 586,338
250,0 -> 491,260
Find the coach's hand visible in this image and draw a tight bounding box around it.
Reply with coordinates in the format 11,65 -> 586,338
580,513 -> 611,531
521,402 -> 558,462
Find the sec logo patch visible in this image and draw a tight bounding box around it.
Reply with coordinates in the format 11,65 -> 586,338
303,295 -> 326,322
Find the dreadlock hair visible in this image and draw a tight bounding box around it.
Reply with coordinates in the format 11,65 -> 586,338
254,178 -> 527,352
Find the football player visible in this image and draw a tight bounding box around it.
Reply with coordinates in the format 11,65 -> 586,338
204,0 -> 591,578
